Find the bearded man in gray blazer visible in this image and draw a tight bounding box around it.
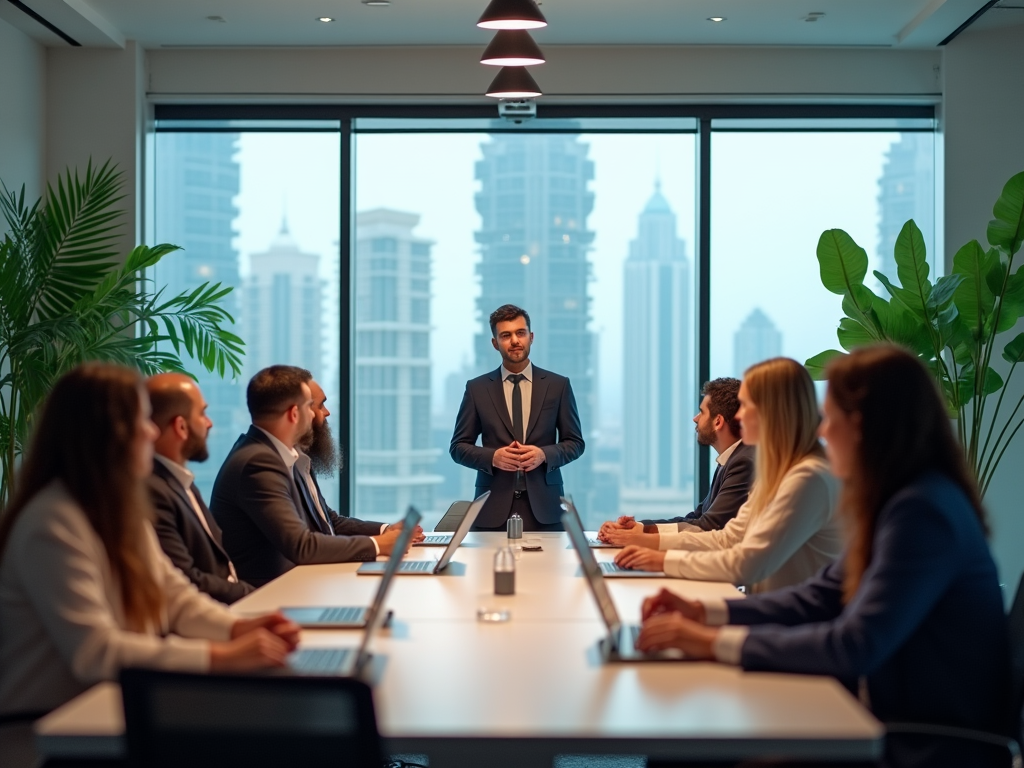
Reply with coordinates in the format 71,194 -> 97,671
450,305 -> 585,531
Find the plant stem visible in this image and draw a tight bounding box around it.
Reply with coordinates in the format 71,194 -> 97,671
980,357 -> 1018,463
979,389 -> 1024,489
981,415 -> 1024,498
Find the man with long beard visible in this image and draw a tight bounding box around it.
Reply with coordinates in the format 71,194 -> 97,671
294,375 -> 424,546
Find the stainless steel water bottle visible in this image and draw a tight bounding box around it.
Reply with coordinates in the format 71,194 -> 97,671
506,513 -> 523,540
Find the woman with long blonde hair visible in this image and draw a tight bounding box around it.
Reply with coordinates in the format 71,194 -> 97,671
615,357 -> 843,593
634,345 -> 1011,768
0,364 -> 300,721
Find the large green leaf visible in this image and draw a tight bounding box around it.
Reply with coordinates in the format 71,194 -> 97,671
805,350 -> 845,380
836,317 -> 874,351
892,219 -> 930,311
817,229 -> 868,296
1003,333 -> 1024,364
952,240 -> 996,336
876,271 -> 925,318
988,170 -> 1024,256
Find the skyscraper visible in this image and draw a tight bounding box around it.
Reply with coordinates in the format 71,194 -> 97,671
354,209 -> 441,521
619,182 -> 693,519
473,133 -> 596,522
153,133 -> 242,498
877,134 -> 935,282
734,308 -> 782,377
242,219 -> 323,377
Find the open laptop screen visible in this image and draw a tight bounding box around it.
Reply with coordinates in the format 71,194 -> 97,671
561,500 -> 622,636
433,490 -> 490,572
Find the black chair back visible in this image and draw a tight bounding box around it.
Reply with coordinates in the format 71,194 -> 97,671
120,668 -> 383,768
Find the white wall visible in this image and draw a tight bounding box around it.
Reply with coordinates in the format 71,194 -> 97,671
0,17 -> 45,204
944,21 -> 1024,597
148,45 -> 941,103
46,41 -> 146,250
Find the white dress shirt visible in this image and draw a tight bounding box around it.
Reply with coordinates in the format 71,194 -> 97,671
657,455 -> 843,594
255,426 -> 299,469
154,455 -> 237,582
656,439 -> 743,535
500,362 -> 533,442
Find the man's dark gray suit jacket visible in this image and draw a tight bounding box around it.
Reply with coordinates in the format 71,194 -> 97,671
642,442 -> 754,532
148,459 -> 254,605
450,365 -> 585,528
210,426 -> 383,587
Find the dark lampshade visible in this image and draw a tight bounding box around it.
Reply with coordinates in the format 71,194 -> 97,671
477,0 -> 547,30
480,30 -> 545,66
485,66 -> 542,98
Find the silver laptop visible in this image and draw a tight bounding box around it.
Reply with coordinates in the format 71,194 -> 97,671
414,532 -> 455,547
356,491 -> 489,576
559,497 -> 662,576
285,508 -> 421,676
563,507 -> 684,662
281,508 -> 421,628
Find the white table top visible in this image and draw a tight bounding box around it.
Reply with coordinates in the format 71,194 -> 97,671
35,531 -> 883,766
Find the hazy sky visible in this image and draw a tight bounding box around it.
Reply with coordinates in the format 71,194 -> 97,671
233,128 -> 933,435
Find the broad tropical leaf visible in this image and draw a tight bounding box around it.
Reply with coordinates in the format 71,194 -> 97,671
805,349 -> 845,380
817,229 -> 868,295
892,219 -> 931,311
988,171 -> 1024,256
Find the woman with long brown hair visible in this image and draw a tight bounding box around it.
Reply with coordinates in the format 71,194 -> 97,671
613,357 -> 844,593
0,364 -> 300,720
634,345 -> 1011,768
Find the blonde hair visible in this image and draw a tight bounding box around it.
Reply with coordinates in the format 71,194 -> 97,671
743,357 -> 823,515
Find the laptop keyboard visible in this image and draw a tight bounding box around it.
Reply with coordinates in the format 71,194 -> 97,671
289,648 -> 352,673
627,624 -> 641,645
400,560 -> 436,573
320,606 -> 364,623
422,535 -> 451,544
600,561 -> 629,574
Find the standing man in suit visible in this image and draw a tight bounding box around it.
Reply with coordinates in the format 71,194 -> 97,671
146,373 -> 254,604
451,304 -> 585,531
599,378 -> 753,542
210,365 -> 414,587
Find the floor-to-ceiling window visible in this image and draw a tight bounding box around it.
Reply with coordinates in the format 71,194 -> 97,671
151,108 -> 936,529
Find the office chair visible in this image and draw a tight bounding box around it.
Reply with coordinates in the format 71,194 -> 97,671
120,668 -> 384,768
434,500 -> 471,532
885,568 -> 1024,768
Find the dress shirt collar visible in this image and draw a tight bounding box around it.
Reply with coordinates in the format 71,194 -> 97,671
501,361 -> 533,383
255,426 -> 300,470
294,452 -> 312,476
154,453 -> 196,490
715,439 -> 742,466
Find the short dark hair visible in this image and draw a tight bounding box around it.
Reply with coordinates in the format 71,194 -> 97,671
701,377 -> 741,437
148,387 -> 192,431
247,365 -> 312,420
489,304 -> 531,338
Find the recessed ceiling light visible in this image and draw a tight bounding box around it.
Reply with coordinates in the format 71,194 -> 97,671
206,15 -> 226,22
803,12 -> 825,21
363,0 -> 391,5
707,16 -> 725,22
317,16 -> 334,22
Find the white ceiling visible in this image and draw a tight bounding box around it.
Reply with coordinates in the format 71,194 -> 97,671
3,0 -> 1024,49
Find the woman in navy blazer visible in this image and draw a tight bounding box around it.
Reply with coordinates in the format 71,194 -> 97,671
636,345 -> 1012,768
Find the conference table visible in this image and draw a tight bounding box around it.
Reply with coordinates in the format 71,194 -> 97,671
34,532 -> 883,767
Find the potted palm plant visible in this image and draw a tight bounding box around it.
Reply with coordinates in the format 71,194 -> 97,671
806,170 -> 1024,496
0,160 -> 244,507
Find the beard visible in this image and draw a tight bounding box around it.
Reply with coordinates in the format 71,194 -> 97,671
695,420 -> 717,447
305,418 -> 342,477
183,430 -> 209,463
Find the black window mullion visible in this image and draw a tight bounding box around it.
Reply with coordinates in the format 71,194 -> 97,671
696,117 -> 712,506
339,118 -> 354,516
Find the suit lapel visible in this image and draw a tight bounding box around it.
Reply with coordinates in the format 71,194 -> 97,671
486,368 -> 515,438
154,462 -> 231,559
246,426 -> 315,529
524,367 -> 548,442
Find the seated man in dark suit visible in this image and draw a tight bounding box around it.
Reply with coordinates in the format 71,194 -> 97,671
210,365 -> 419,587
599,378 -> 753,542
146,373 -> 254,604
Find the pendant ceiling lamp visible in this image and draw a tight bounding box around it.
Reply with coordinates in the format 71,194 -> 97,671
480,30 -> 545,66
485,66 -> 542,98
477,0 -> 547,30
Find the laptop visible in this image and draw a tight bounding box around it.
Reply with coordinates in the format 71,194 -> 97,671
558,498 -> 661,573
563,508 -> 685,663
558,497 -> 621,549
284,508 -> 421,676
356,491 -> 489,576
281,508 -> 422,628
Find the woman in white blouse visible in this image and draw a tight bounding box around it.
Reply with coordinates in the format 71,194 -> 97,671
0,363 -> 300,719
613,357 -> 844,593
